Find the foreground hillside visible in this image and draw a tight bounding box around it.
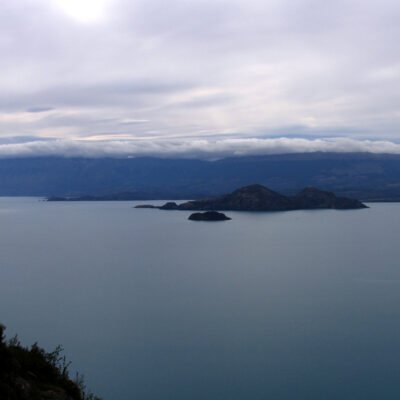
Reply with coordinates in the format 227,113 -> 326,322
2,153 -> 400,199
0,325 -> 100,400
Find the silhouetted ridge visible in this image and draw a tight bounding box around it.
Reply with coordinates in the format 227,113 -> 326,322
136,184 -> 367,211
293,187 -> 368,209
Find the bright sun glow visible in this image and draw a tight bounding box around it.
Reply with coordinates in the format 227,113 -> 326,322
54,0 -> 109,23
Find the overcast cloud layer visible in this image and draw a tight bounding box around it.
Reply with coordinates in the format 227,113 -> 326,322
0,137 -> 399,159
1,0 -> 400,157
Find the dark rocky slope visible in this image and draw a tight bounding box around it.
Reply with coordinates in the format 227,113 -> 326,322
292,187 -> 367,209
136,184 -> 367,211
0,325 -> 100,400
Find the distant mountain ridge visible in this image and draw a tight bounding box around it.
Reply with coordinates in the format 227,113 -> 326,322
3,152 -> 400,200
136,184 -> 367,211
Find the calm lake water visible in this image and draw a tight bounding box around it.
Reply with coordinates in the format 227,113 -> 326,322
1,198 -> 400,399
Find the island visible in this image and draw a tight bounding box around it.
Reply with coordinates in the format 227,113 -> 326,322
188,211 -> 231,221
135,184 -> 368,211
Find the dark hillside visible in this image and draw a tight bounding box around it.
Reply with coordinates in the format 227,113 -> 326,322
0,325 -> 100,400
1,153 -> 400,200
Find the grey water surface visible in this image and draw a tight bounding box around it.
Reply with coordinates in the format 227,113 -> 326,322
1,198 -> 400,399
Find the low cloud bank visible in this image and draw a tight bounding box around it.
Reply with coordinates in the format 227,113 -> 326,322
0,137 -> 400,159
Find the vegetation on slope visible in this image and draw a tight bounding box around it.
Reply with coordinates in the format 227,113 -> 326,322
0,324 -> 100,400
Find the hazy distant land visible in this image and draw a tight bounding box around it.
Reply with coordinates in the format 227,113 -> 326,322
0,152 -> 398,201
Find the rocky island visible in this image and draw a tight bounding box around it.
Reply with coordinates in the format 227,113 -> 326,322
135,184 -> 368,211
188,211 -> 231,221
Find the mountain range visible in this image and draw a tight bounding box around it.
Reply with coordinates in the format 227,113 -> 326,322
3,152 -> 400,200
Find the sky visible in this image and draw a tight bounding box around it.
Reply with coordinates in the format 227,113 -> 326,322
1,0 -> 400,158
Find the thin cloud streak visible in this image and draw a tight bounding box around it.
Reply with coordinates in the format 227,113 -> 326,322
1,137 -> 400,159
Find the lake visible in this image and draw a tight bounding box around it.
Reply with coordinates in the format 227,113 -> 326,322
1,198 -> 400,399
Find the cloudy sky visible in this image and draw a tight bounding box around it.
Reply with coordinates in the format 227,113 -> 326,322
1,0 -> 400,157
